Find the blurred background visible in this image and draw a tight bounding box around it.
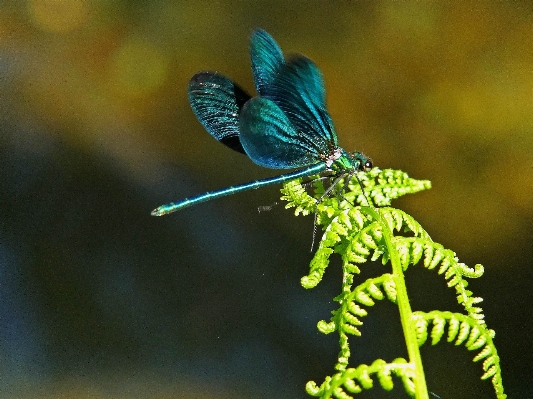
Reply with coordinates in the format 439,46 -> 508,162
0,1 -> 531,398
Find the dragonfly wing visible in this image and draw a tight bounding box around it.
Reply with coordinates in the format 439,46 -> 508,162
239,97 -> 320,169
262,55 -> 338,153
188,72 -> 251,154
250,29 -> 284,96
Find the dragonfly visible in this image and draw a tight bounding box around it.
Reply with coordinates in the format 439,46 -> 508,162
151,29 -> 372,217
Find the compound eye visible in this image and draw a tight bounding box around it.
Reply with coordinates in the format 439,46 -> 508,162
364,160 -> 373,171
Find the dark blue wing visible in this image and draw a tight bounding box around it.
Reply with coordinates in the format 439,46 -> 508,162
261,55 -> 338,153
250,29 -> 284,95
188,72 -> 251,154
239,97 -> 321,169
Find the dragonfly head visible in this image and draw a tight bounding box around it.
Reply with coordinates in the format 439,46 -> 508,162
352,151 -> 372,172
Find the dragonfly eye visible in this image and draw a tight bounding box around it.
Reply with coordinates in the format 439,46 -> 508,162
364,160 -> 373,171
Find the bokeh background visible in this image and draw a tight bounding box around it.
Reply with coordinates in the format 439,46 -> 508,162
0,1 -> 531,398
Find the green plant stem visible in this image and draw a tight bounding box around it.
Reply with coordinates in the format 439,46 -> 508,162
361,206 -> 429,399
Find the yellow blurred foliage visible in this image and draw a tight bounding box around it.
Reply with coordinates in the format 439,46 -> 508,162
28,0 -> 88,33
110,37 -> 170,97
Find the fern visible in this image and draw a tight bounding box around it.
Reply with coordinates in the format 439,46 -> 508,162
280,168 -> 506,399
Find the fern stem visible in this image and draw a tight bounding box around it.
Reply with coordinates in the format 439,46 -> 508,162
362,206 -> 429,399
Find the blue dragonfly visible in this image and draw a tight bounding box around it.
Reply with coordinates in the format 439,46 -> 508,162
151,29 -> 372,216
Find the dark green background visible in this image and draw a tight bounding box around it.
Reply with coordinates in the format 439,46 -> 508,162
0,1 -> 531,398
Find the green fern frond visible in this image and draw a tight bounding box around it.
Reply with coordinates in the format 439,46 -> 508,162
281,168 -> 506,399
306,358 -> 416,398
346,168 -> 432,208
393,237 -> 487,323
412,311 -> 506,399
280,178 -> 318,216
281,168 -> 431,218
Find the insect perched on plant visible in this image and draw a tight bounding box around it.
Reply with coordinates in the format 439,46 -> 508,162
151,29 -> 372,217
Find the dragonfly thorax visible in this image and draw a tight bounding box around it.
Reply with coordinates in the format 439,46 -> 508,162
321,148 -> 343,168
322,148 -> 372,173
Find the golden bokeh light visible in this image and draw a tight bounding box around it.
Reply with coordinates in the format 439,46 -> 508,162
28,0 -> 89,33
109,37 -> 170,97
